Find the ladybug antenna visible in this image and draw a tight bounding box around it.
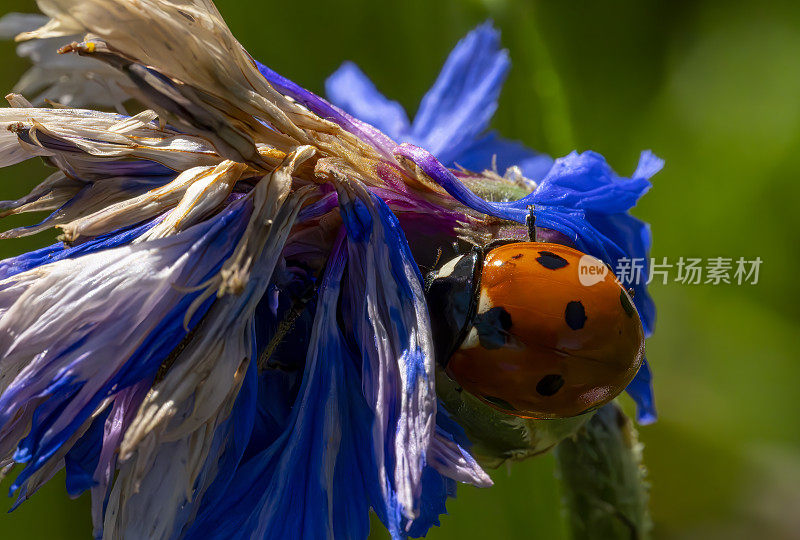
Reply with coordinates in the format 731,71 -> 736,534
526,205 -> 536,242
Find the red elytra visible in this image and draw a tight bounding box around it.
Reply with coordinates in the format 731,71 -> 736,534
443,242 -> 645,419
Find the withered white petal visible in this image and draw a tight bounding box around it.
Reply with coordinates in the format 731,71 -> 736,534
106,165 -> 314,539
0,171 -> 80,218
56,165 -> 215,242
137,160 -> 247,241
0,13 -> 131,110
0,13 -> 47,38
0,175 -> 160,240
19,0 -> 385,169
1,107 -> 222,175
211,145 -> 316,297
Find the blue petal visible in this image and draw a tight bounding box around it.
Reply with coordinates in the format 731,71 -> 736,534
409,21 -> 510,165
64,408 -> 110,498
232,267 -> 318,470
406,467 -> 456,538
185,239 -> 380,540
323,22 -> 519,171
404,407 -> 490,537
626,358 -> 656,425
322,22 -> 560,184
587,211 -> 656,336
522,150 -> 654,214
338,184 -> 439,533
326,61 -> 410,140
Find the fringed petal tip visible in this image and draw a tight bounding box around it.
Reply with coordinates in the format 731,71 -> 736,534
634,150 -> 666,182
526,150 -> 656,215
325,20 -> 530,176
409,20 -> 509,165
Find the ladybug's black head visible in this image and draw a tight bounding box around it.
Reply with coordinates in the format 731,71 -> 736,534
424,251 -> 482,367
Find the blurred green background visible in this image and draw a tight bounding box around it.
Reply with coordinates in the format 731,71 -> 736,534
0,0 -> 799,538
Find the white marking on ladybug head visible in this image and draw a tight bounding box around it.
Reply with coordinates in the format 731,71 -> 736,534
476,290 -> 494,315
459,326 -> 480,350
436,255 -> 463,279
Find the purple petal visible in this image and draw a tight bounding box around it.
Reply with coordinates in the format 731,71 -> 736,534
394,143 -> 515,220
428,427 -> 491,488
90,380 -> 150,534
254,59 -> 398,156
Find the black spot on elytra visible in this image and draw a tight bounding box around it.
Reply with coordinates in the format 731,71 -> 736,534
620,290 -> 636,318
473,307 -> 513,349
482,395 -> 517,411
536,374 -> 565,396
565,301 -> 587,330
496,307 -> 513,331
536,251 -> 569,270
511,253 -> 524,260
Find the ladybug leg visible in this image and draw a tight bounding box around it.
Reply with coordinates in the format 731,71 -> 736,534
432,246 -> 443,269
526,205 -> 537,242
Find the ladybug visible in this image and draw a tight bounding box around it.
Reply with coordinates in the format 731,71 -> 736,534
425,241 -> 645,419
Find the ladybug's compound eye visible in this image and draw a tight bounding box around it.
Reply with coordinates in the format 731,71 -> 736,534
441,242 -> 645,419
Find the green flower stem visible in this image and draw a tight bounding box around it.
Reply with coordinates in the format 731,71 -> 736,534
555,403 -> 651,540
